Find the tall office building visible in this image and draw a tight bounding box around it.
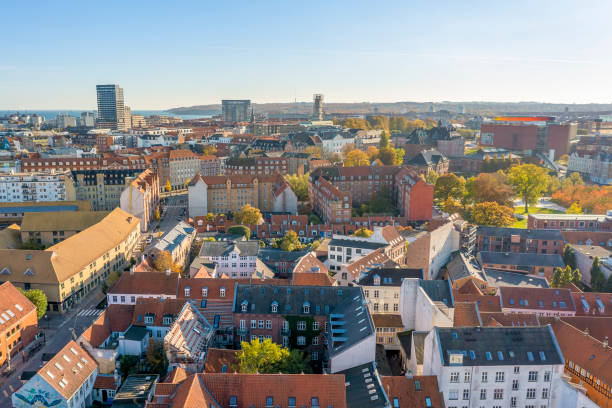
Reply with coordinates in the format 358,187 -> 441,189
96,84 -> 127,131
313,94 -> 324,120
222,99 -> 251,122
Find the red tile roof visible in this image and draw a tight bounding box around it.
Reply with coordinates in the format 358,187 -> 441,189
499,287 -> 576,312
381,376 -> 443,408
453,302 -> 482,327
0,282 -> 37,334
572,292 -> 612,316
164,367 -> 188,384
479,312 -> 540,327
292,273 -> 335,286
131,297 -> 185,327
80,304 -> 134,347
109,271 -> 179,296
452,293 -> 502,312
204,348 -> 239,373
93,375 -> 118,390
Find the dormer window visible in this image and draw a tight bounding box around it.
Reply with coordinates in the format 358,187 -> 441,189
0,268 -> 10,275
184,287 -> 191,297
145,315 -> 154,324
271,301 -> 279,313
202,287 -> 208,297
220,287 -> 226,297
162,316 -> 173,325
241,300 -> 248,312
373,274 -> 381,286
24,269 -> 34,276
303,302 -> 310,314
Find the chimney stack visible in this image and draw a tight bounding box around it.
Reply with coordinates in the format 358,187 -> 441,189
604,336 -> 609,348
166,268 -> 171,276
130,266 -> 135,275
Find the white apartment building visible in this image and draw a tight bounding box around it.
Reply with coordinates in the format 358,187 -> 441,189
0,171 -> 75,202
423,326 -> 566,408
568,151 -> 612,185
169,150 -> 201,189
194,240 -> 261,278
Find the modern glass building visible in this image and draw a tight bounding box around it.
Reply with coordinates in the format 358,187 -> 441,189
221,99 -> 251,122
96,84 -> 127,131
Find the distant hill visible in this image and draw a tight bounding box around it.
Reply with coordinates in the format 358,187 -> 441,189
167,101 -> 612,116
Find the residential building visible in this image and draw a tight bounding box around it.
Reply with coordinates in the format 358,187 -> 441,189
444,252 -> 488,291
119,169 -> 159,232
381,375 -> 444,408
187,173 -> 297,217
372,314 -> 404,349
484,269 -> 550,289
338,362 -> 388,408
399,279 -> 454,332
73,169 -> 142,211
190,239 -> 273,279
0,171 -> 75,202
0,282 -> 38,367
199,154 -> 222,176
0,200 -> 91,226
169,149 -> 200,189
394,167 -> 434,221
233,284 -> 375,373
476,226 -> 565,254
113,374 -> 158,406
222,99 -> 251,122
424,326 -> 565,408
572,291 -> 612,317
0,207 -> 140,312
568,151 -> 612,185
570,244 -> 612,286
224,156 -> 288,176
107,270 -> 179,306
499,287 -> 576,316
480,116 -> 576,159
528,212 -> 612,231
20,152 -> 148,173
359,267 -> 424,315
12,340 -> 97,408
319,130 -> 355,154
20,210 -> 109,246
309,176 -> 352,224
96,84 -> 127,131
131,297 -> 185,341
151,221 -> 196,268
405,148 -> 449,175
477,251 -> 565,280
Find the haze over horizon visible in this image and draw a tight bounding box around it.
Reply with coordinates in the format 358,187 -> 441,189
2,0 -> 612,110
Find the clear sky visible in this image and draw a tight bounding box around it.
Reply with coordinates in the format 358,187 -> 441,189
2,0 -> 611,109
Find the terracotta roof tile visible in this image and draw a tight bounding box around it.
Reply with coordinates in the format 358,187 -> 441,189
109,271 -> 179,297
455,279 -> 484,295
0,282 -> 37,333
204,348 -> 239,373
381,376 -> 443,408
292,272 -> 335,286
453,302 -> 482,327
93,375 -> 118,390
479,312 -> 540,327
572,292 -> 612,316
499,287 -> 576,312
131,297 -> 185,327
80,304 -> 134,347
452,293 -> 501,312
164,367 -> 188,384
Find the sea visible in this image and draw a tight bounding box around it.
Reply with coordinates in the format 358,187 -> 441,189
0,110 -> 211,121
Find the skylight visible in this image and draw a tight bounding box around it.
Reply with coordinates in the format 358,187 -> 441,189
485,351 -> 492,361
527,352 -> 534,361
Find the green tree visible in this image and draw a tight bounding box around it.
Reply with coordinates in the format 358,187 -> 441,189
590,257 -> 606,291
278,230 -> 303,252
145,339 -> 168,376
234,204 -> 262,225
20,240 -> 45,250
118,355 -> 140,379
20,289 -> 47,320
379,132 -> 390,149
228,225 -> 251,240
308,214 -> 322,225
551,265 -> 582,288
563,244 -> 576,269
278,349 -> 312,374
238,338 -> 290,374
425,170 -> 438,185
469,202 -> 515,227
604,275 -> 612,293
353,228 -> 373,237
566,202 -> 583,214
466,172 -> 514,206
102,271 -> 120,295
377,147 -> 396,165
434,173 -> 466,202
507,164 -> 550,213
285,173 -> 309,201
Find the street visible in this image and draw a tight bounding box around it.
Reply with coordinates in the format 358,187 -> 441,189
134,194 -> 188,257
0,288 -> 106,406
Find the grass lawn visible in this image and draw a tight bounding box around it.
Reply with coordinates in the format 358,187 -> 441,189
511,206 -> 564,228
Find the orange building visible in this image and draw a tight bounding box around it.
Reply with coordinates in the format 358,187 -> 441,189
0,282 -> 38,367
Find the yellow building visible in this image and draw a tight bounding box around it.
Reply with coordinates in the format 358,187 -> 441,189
0,208 -> 140,312
20,211 -> 109,246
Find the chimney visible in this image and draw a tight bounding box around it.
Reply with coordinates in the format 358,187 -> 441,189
604,336 -> 609,348
584,327 -> 590,336
166,268 -> 171,276
130,266 -> 135,275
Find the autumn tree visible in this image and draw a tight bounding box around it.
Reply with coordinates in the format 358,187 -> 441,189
566,202 -> 583,214
469,202 -> 515,227
466,172 -> 514,206
377,147 -> 396,165
551,265 -> 582,288
154,207 -> 161,221
341,143 -> 357,158
366,146 -> 379,161
145,339 -> 168,376
590,257 -> 606,291
379,132 -> 390,149
434,173 -> 466,202
285,173 -> 309,201
394,148 -> 405,165
102,271 -> 120,294
425,170 -> 438,185
20,289 -> 47,320
353,228 -> 374,238
153,251 -> 182,274
277,230 -> 304,252
234,204 -> 262,225
304,146 -> 323,159
507,164 -> 550,213
344,150 -> 370,167
201,144 -> 217,156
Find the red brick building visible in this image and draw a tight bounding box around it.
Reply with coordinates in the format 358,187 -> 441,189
224,156 -> 288,176
0,282 -> 38,367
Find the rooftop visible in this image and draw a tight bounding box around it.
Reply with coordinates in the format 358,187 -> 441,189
484,269 -> 549,289
338,362 -> 387,408
381,376 -> 443,408
499,287 -> 576,312
478,251 -> 565,268
359,267 -> 424,287
20,210 -> 109,233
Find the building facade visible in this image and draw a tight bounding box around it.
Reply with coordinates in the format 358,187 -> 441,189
0,171 -> 75,202
119,169 -> 160,232
96,84 -> 127,131
222,100 -> 251,122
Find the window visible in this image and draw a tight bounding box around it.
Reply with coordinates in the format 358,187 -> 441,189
258,320 -> 264,329
462,389 -> 469,400
510,396 -> 517,407
513,366 -> 520,374
449,389 -> 459,400
202,287 -> 208,297
312,321 -> 319,330
220,287 -> 226,297
288,397 -> 296,408
544,371 -> 551,382
297,336 -> 306,345
495,372 -> 505,382
526,388 -> 536,399
229,396 -> 238,407
481,372 -> 488,383
393,398 -> 399,408
425,397 -> 432,408
266,396 -> 273,407
528,371 -> 538,382
480,389 -> 486,400
303,303 -> 310,314
184,287 -> 191,297
297,321 -> 306,331
241,303 -> 247,312
312,336 -> 319,345
450,372 -> 460,383
493,389 -> 503,400
311,397 -> 319,408
250,320 -> 257,329
512,379 -> 519,390
312,351 -> 318,360
415,380 -> 421,390
266,320 -> 272,329
464,372 -> 471,382
542,388 -> 549,399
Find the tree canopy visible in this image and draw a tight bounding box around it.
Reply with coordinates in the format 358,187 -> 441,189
276,230 -> 304,252
465,172 -> 514,207
234,204 -> 262,225
228,225 -> 251,240
353,228 -> 374,238
344,150 -> 370,167
379,132 -> 390,149
285,173 -> 309,201
145,339 -> 168,376
165,180 -> 172,192
469,202 -> 515,227
153,251 -> 182,274
434,173 -> 465,202
566,202 -> 583,214
507,164 -> 550,212
551,265 -> 582,288
237,338 -> 310,374
20,289 -> 47,320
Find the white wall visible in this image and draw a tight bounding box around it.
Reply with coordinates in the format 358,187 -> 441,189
329,334 -> 376,373
399,279 -> 453,332
429,221 -> 460,279
188,178 -> 208,217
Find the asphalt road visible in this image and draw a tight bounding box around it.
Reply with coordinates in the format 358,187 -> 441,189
0,289 -> 105,406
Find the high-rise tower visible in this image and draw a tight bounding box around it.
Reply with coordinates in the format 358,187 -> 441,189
96,84 -> 127,131
313,94 -> 324,121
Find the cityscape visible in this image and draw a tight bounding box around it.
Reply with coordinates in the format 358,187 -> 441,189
1,2 -> 612,408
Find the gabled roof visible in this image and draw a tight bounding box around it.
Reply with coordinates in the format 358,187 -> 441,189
406,148 -> 447,167
480,312 -> 540,327
418,279 -> 454,307
359,267 -> 424,286
435,326 -> 564,366
337,362 -> 387,408
203,348 -> 239,373
131,297 -> 185,327
453,302 -> 482,327
199,241 -> 259,257
478,251 -> 564,268
452,293 -> 501,312
499,287 -> 576,312
108,271 -> 179,296
382,376 -> 443,408
0,282 -> 36,333
477,225 -> 564,241
80,304 -> 134,347
573,292 -> 612,316
20,211 -> 109,233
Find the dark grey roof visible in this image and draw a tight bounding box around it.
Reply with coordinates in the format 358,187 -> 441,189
329,291 -> 374,357
114,374 -> 159,406
397,330 -> 413,356
478,251 -> 564,268
445,252 -> 484,282
477,226 -> 564,241
359,267 -> 424,286
406,149 -> 447,167
435,326 -> 564,366
198,232 -> 246,242
484,269 -> 550,289
329,238 -> 387,251
258,248 -> 308,262
123,325 -> 148,341
418,279 -> 454,307
338,362 -> 388,408
199,240 -> 259,257
412,331 -> 428,365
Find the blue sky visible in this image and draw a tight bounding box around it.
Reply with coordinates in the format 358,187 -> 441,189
2,0 -> 611,109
